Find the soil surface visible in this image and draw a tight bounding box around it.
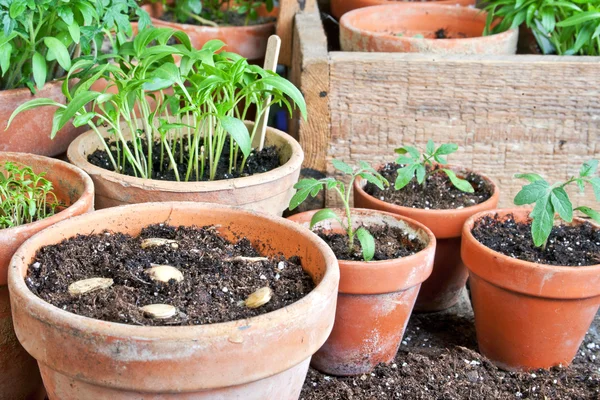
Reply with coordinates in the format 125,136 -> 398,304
300,292 -> 600,400
26,224 -> 314,326
365,163 -> 493,210
160,11 -> 275,27
316,224 -> 425,262
88,138 -> 280,182
472,214 -> 600,267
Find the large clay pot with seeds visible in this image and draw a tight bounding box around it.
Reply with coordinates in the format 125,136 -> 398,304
0,152 -> 94,400
288,208 -> 435,376
67,120 -> 303,216
8,202 -> 339,399
331,0 -> 475,19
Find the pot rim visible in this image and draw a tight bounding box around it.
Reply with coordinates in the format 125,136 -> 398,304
0,78 -> 64,97
67,121 -> 304,193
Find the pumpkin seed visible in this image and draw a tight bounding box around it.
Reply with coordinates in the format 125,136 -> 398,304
141,304 -> 177,319
141,238 -> 179,249
244,287 -> 273,309
144,264 -> 184,283
68,278 -> 113,296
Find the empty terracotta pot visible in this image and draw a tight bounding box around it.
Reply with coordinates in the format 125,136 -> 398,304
67,120 -> 303,216
9,202 -> 339,399
0,81 -> 86,156
288,208 -> 435,376
331,0 -> 475,19
340,4 -> 519,54
0,152 -> 94,400
354,166 -> 499,312
462,208 -> 600,371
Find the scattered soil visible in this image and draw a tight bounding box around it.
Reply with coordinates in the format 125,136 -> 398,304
316,224 -> 425,261
365,163 -> 493,210
435,28 -> 448,39
160,11 -> 275,27
88,138 -> 281,182
26,224 -> 314,326
300,294 -> 600,400
472,214 -> 600,267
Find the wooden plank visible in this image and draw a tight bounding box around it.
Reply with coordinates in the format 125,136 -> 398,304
326,52 -> 600,208
276,0 -> 317,66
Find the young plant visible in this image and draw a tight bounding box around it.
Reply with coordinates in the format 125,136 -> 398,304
0,161 -> 60,229
289,160 -> 388,261
514,160 -> 600,247
394,140 -> 474,193
153,0 -> 274,26
0,0 -> 149,92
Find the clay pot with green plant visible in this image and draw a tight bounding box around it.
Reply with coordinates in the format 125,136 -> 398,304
354,141 -> 499,312
10,28 -> 306,216
340,4 -> 519,54
0,152 -> 94,400
0,0 -> 148,156
8,202 -> 339,399
462,162 -> 600,371
288,160 -> 436,376
330,0 -> 476,19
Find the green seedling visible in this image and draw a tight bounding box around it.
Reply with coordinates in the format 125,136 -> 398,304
394,140 -> 474,193
152,0 -> 274,27
514,160 -> 600,247
289,160 -> 388,261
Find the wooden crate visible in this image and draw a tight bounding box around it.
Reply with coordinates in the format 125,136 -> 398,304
289,5 -> 600,209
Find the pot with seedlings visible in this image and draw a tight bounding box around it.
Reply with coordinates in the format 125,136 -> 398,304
0,152 -> 94,400
8,201 -> 339,399
354,141 -> 499,312
288,160 -> 436,376
10,29 -> 306,216
0,0 -> 148,156
462,161 -> 600,371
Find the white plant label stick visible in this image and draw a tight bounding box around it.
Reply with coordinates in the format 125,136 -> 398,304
257,35 -> 281,151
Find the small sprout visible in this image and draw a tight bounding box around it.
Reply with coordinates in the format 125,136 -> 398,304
141,304 -> 177,319
289,160 -> 388,261
514,159 -> 600,247
394,140 -> 474,193
68,278 -> 114,296
244,287 -> 273,309
141,238 -> 179,249
145,264 -> 184,283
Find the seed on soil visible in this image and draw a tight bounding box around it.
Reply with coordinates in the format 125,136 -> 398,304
141,238 -> 179,249
244,287 -> 273,309
224,256 -> 269,263
68,277 -> 114,295
141,304 -> 177,319
144,264 -> 184,283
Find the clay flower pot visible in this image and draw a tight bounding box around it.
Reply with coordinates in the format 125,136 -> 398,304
0,81 -> 86,156
354,166 -> 499,312
8,202 -> 339,399
288,208 -> 435,375
67,121 -> 303,216
0,152 -> 94,400
462,209 -> 600,371
331,0 -> 475,19
340,4 -> 519,54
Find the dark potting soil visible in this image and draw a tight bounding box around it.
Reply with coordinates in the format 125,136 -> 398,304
300,296 -> 600,400
25,224 -> 315,326
316,224 -> 425,262
160,11 -> 275,27
87,138 -> 281,182
472,214 -> 600,267
365,163 -> 493,210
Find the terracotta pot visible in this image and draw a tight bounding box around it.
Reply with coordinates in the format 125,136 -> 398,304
0,152 -> 94,400
288,208 -> 435,375
340,4 -> 519,54
0,80 -> 86,157
67,120 -> 303,216
354,166 -> 499,312
462,209 -> 600,371
149,4 -> 277,61
331,0 -> 475,19
8,202 -> 339,399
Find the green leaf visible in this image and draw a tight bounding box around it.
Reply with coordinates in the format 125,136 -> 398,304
590,177 -> 600,201
416,164 -> 426,184
550,187 -> 573,223
58,91 -> 101,131
580,160 -> 598,177
435,143 -> 458,156
7,98 -> 63,130
332,159 -> 353,175
72,112 -> 95,128
575,206 -> 600,223
395,146 -> 419,160
68,22 -> 80,44
359,172 -> 385,190
425,139 -> 435,155
443,169 -> 475,193
557,11 -> 600,27
530,194 -> 554,247
395,164 -> 417,190
515,173 -> 544,183
32,52 -> 47,90
356,227 -> 375,262
309,208 -> 341,229
220,116 -> 251,158
260,76 -> 307,120
43,37 -> 71,71
0,42 -> 12,76
514,180 -> 550,205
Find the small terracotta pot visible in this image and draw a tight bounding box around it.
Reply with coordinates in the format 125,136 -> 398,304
340,4 -> 519,54
0,152 -> 94,400
149,4 -> 277,61
288,208 -> 435,375
462,209 -> 600,371
9,202 -> 339,399
0,81 -> 86,156
67,120 -> 303,216
354,166 -> 499,312
331,0 -> 475,19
